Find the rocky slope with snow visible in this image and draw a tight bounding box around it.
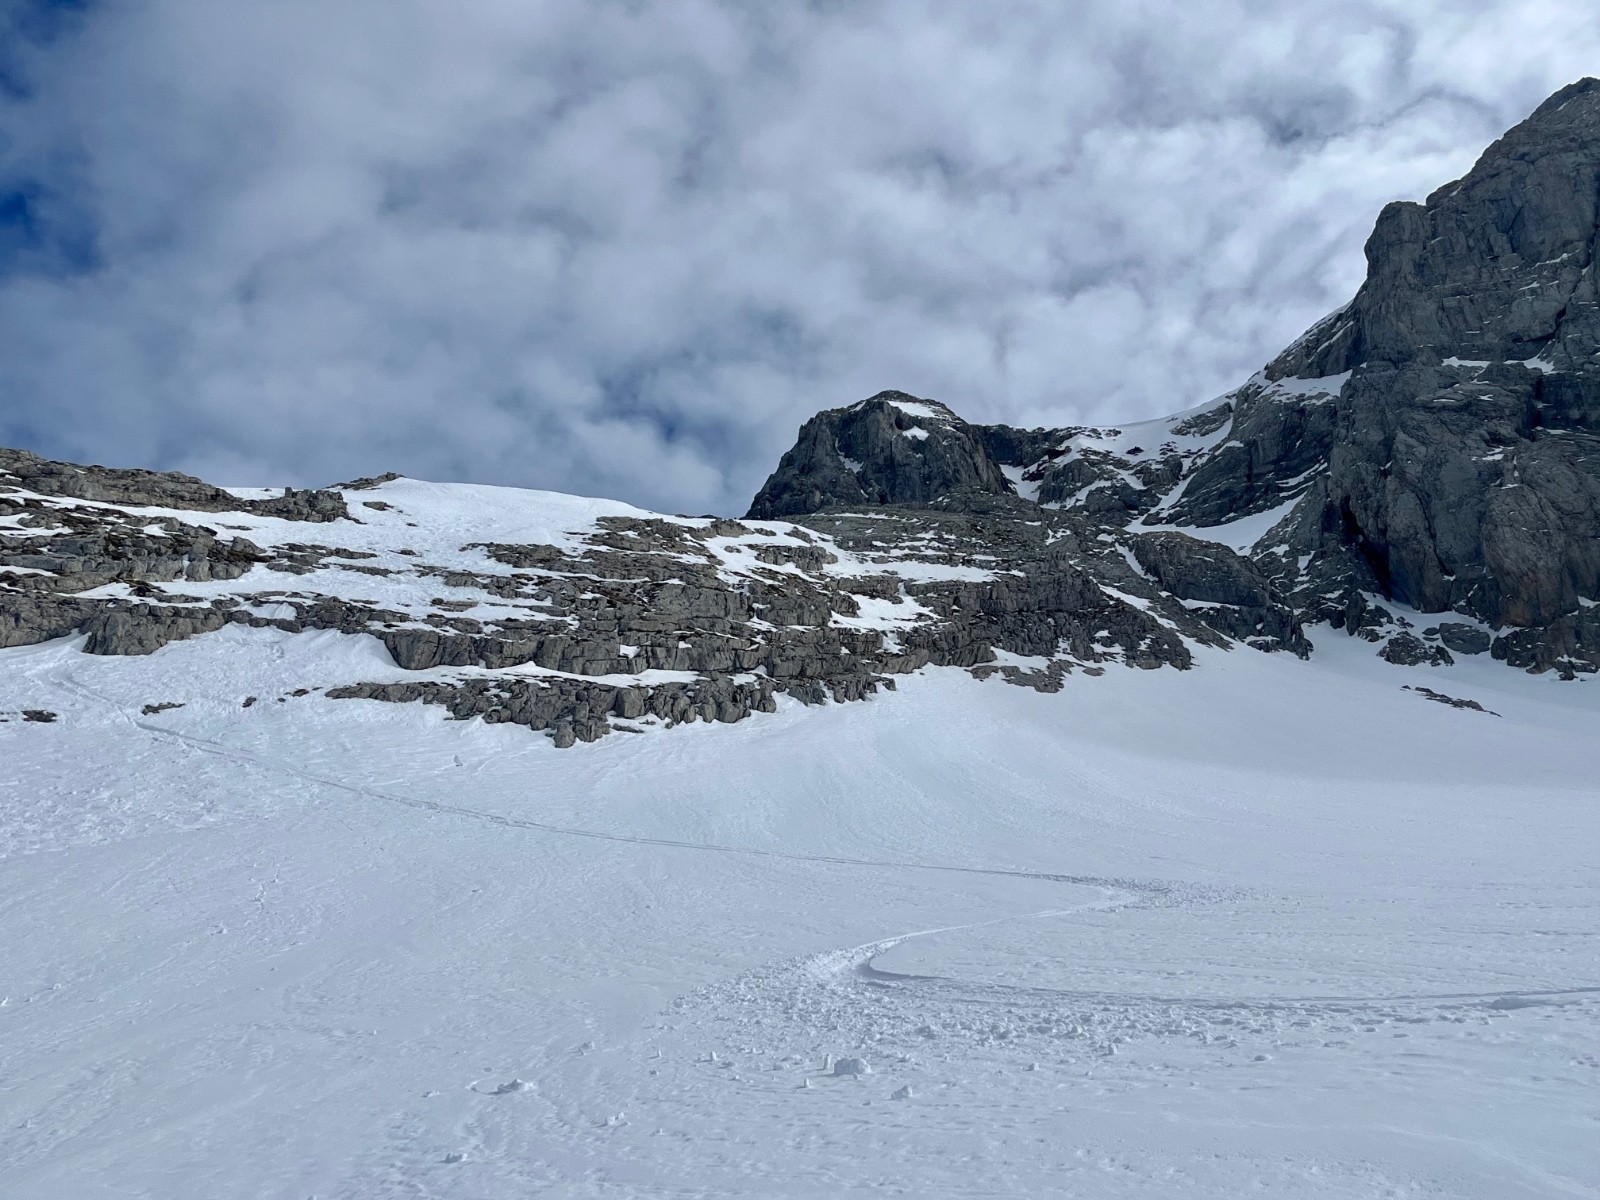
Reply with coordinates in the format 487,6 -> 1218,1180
0,445 -> 1308,746
4,81 -> 1600,746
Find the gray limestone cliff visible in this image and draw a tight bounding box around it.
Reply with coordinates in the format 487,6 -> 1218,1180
1261,78 -> 1600,673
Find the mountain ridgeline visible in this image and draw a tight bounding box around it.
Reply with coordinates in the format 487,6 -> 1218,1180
750,78 -> 1600,678
3,81 -> 1599,745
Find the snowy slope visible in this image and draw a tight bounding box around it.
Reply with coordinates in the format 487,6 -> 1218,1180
2,619 -> 1596,1198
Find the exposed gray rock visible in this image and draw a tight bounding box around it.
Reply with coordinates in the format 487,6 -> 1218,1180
1254,80 -> 1600,659
1131,532 -> 1278,608
1130,532 -> 1309,656
337,471 -> 403,490
1435,623 -> 1492,655
1403,685 -> 1499,715
747,392 -> 1012,519
1273,79 -> 1600,378
0,592 -> 96,648
1,455 -> 1293,745
977,405 -> 1242,526
1491,606 -> 1600,677
1159,375 -> 1341,528
1380,632 -> 1453,668
4,78 -> 1599,746
0,447 -> 242,510
327,673 -> 780,745
0,447 -> 350,522
84,607 -> 231,656
252,488 -> 351,522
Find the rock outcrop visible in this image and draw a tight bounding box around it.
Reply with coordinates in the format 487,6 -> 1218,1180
0,447 -> 349,521
1255,79 -> 1600,673
0,450 -> 1306,745
747,392 -> 1013,519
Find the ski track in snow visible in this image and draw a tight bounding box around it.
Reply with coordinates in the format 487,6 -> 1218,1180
61,668 -> 1172,903
1,626 -> 1597,1197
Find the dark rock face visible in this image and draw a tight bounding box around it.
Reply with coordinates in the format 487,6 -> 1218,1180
1251,79 -> 1600,671
1435,623 -> 1492,655
861,77 -> 1600,679
1130,532 -> 1311,656
740,78 -> 1600,679
747,392 -> 1013,519
1379,632 -> 1452,668
1274,79 -> 1600,379
1160,377 -> 1341,528
1403,685 -> 1498,715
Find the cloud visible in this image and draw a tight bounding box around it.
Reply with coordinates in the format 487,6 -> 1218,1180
1,0 -> 1597,513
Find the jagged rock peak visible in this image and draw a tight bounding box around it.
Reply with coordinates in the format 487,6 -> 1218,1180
745,390 -> 1013,520
738,80 -> 1600,678
1242,77 -> 1600,651
852,390 -> 960,420
1270,75 -> 1600,380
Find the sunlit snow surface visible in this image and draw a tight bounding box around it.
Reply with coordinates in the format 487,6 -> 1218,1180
2,626 -> 1597,1198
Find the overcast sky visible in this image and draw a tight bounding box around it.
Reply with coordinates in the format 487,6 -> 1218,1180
2,1 -> 1597,513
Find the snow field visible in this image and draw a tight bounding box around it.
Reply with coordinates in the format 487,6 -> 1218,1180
0,624 -> 1596,1197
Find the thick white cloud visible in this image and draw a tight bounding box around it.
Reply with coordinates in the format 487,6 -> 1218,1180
2,0 -> 1597,512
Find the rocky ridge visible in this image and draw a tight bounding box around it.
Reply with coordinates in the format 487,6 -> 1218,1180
3,81 -> 1597,742
0,459 -> 1306,744
750,79 -> 1600,680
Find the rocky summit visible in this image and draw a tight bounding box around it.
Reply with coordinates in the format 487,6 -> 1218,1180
5,81 -> 1600,744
